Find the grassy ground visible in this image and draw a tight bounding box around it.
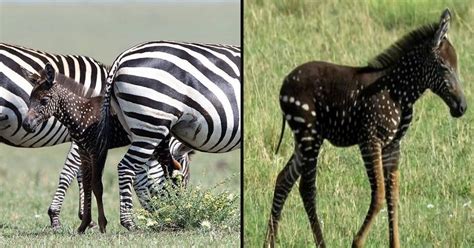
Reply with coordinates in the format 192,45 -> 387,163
0,144 -> 240,247
244,0 -> 473,247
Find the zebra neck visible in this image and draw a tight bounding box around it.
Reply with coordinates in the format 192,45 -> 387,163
381,62 -> 427,110
55,92 -> 99,140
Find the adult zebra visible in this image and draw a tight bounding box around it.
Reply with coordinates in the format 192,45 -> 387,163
0,43 -> 192,229
97,41 -> 241,230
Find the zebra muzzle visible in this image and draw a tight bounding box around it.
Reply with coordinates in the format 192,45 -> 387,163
22,113 -> 40,133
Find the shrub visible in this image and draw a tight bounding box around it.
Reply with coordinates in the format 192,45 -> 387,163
135,178 -> 240,232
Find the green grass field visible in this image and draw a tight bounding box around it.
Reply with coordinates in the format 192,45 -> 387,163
244,0 -> 473,247
0,144 -> 240,247
0,2 -> 240,247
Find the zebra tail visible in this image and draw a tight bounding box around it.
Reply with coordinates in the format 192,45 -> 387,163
274,115 -> 286,154
95,67 -> 117,167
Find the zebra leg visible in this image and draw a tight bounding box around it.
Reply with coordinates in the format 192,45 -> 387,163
296,131 -> 325,247
48,143 -> 80,230
145,159 -> 166,198
155,137 -> 180,184
264,154 -> 301,248
133,164 -> 153,211
383,143 -> 401,248
118,140 -> 158,230
353,143 -> 385,248
76,152 -> 92,234
91,155 -> 107,233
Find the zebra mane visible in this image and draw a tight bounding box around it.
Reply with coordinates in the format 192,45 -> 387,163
367,23 -> 439,69
54,73 -> 89,97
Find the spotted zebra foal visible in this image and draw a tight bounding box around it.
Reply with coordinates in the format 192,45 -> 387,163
265,9 -> 466,248
22,64 -> 110,233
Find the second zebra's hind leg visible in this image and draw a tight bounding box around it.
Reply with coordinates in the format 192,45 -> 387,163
155,137 -> 183,186
133,164 -> 155,211
296,131 -> 325,247
117,140 -> 159,230
265,153 -> 302,248
48,143 -> 81,230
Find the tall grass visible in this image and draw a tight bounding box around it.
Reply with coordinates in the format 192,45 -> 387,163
244,0 -> 473,247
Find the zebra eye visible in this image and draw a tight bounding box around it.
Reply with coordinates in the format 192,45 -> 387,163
40,97 -> 49,105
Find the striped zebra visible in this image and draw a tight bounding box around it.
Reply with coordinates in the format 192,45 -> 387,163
96,41 -> 241,230
0,43 -> 192,229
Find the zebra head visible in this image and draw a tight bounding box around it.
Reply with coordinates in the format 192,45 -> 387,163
425,9 -> 466,118
21,63 -> 59,133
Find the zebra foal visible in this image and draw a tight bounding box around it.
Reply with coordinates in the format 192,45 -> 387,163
95,41 -> 241,230
265,9 -> 466,248
0,43 -> 107,228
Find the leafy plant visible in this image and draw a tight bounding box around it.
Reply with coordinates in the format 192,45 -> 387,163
135,177 -> 240,232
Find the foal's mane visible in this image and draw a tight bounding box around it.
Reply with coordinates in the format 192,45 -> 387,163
367,23 -> 439,69
55,73 -> 89,97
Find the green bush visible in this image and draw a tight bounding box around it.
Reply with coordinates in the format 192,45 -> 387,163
135,178 -> 240,232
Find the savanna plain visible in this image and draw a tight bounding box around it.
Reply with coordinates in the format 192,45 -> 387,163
0,2 -> 240,247
245,0 -> 473,247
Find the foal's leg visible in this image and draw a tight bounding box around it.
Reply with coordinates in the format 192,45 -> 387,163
77,153 -> 92,234
48,143 -> 80,230
296,131 -> 324,247
91,155 -> 107,233
382,143 -> 401,248
353,142 -> 385,248
264,154 -> 301,248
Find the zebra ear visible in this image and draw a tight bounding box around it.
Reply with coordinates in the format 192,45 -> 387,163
433,8 -> 451,49
21,67 -> 40,86
44,63 -> 55,84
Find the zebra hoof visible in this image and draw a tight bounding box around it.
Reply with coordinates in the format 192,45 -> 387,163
120,218 -> 137,231
51,222 -> 62,231
88,221 -> 97,229
123,223 -> 137,231
48,208 -> 61,230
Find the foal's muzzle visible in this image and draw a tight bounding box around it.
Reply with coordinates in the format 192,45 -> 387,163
450,100 -> 467,118
449,95 -> 467,118
22,112 -> 40,133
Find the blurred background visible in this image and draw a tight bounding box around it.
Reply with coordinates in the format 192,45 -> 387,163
0,0 -> 240,246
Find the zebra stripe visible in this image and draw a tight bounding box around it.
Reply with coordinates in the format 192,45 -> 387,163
97,40 -> 240,230
0,43 -> 193,229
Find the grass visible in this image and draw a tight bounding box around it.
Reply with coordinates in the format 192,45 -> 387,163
0,144 -> 240,247
244,0 -> 473,247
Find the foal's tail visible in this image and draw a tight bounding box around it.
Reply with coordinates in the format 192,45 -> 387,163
274,115 -> 286,154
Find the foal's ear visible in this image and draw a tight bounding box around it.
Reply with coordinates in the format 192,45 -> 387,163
433,8 -> 451,49
21,67 -> 41,86
44,63 -> 55,84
